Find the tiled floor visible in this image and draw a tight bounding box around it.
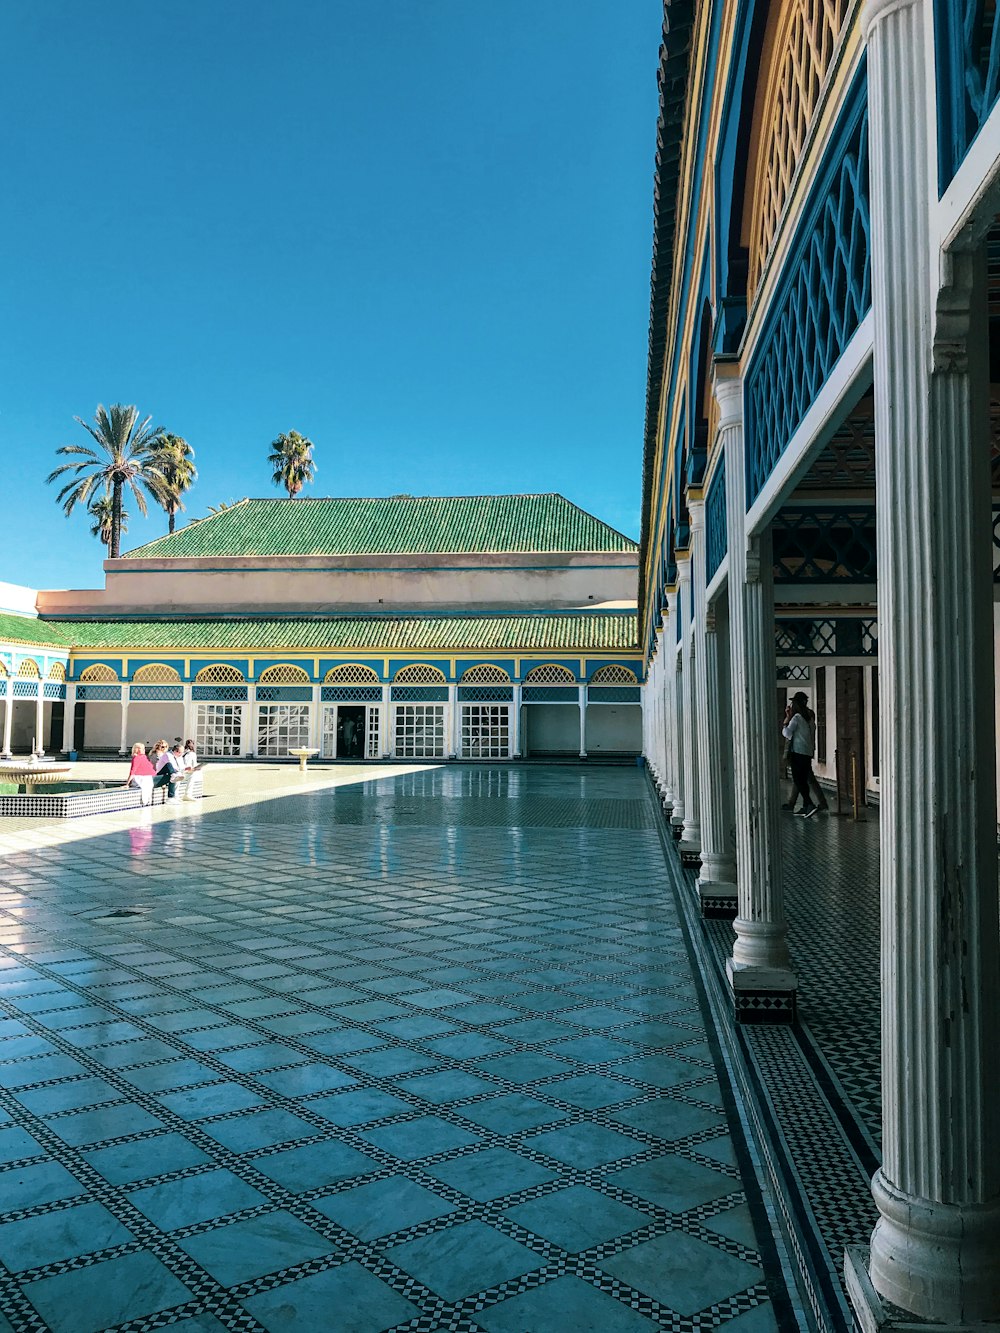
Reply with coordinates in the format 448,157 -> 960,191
0,764 -> 790,1332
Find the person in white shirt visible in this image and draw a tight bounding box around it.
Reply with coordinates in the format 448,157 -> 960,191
782,691 -> 818,818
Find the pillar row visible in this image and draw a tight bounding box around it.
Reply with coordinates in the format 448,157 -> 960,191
676,554 -> 700,862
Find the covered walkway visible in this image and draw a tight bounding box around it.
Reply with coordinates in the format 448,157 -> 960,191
0,765 -> 792,1332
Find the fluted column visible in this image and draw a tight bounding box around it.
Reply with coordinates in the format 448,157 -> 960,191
717,371 -> 795,1019
676,553 -> 701,862
663,591 -> 679,816
843,0 -> 1000,1323
691,498 -> 738,913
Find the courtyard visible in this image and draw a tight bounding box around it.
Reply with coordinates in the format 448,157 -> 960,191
0,764 -> 789,1332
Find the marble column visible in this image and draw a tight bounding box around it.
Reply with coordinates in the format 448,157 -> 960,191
182,685 -> 194,745
718,371 -> 795,1021
691,498 -> 738,914
36,686 -> 47,755
1,676 -> 11,757
381,684 -> 392,757
511,686 -> 521,758
243,686 -> 256,757
676,553 -> 700,863
844,0 -> 1000,1322
577,685 -> 587,758
118,692 -> 129,755
61,682 -> 76,754
662,590 -> 679,816
447,683 -> 459,759
309,685 -> 322,753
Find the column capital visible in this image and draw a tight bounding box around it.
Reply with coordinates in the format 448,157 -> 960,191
688,497 -> 705,531
862,0 -> 919,39
712,370 -> 743,427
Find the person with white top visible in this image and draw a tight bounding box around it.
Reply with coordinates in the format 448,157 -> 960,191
782,691 -> 818,818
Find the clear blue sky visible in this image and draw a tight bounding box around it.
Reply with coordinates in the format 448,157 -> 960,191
1,1 -> 662,590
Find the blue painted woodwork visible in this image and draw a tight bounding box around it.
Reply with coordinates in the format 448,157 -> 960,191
390,685 -> 448,702
192,685 -> 247,702
587,686 -> 641,704
521,686 -> 578,704
130,685 -> 184,702
458,685 -> 513,702
705,457 -> 728,583
76,684 -> 121,701
43,682 -> 66,700
745,72 -> 871,508
321,685 -> 382,703
934,0 -> 1000,188
772,506 -> 876,582
775,617 -> 877,656
256,686 -> 313,702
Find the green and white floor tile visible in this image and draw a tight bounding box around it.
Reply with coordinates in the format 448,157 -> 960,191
0,765 -> 791,1332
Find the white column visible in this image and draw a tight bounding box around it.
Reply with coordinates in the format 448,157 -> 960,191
182,684 -> 194,743
511,686 -> 521,757
447,683 -> 459,758
35,686 -> 46,755
243,686 -> 256,757
670,635 -> 685,833
577,684 -> 587,758
118,691 -> 129,755
843,1 -> 1000,1322
381,684 -> 391,757
691,496 -> 737,910
2,676 -> 13,757
718,372 -> 795,1017
309,685 -> 322,752
61,682 -> 76,754
677,553 -> 700,860
663,590 -> 679,815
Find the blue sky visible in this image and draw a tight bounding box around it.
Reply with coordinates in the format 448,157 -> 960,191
1,1 -> 662,589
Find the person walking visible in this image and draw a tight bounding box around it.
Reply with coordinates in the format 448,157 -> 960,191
782,691 -> 819,818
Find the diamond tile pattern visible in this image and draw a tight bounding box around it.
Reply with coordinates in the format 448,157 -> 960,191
0,765 -> 783,1330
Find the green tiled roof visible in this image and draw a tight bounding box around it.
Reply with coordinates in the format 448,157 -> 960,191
56,611 -> 639,653
123,495 -> 638,559
0,612 -> 73,649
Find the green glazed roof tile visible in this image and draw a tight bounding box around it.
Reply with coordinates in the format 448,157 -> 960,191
0,612 -> 74,648
123,495 -> 638,558
50,611 -> 638,653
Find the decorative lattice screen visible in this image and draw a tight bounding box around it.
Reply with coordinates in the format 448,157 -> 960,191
324,664 -> 380,684
258,664 -> 311,685
79,663 -> 116,682
132,663 -> 181,684
393,664 -> 447,684
589,665 -> 638,685
523,664 -> 575,685
460,664 -> 511,684
47,662 -> 67,681
195,663 -> 246,684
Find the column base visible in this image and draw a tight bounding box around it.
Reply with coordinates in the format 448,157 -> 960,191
697,879 -> 737,918
726,958 -> 797,1024
846,1245 -> 1000,1333
678,843 -> 702,869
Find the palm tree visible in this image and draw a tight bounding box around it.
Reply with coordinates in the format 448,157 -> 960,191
88,494 -> 128,556
151,433 -> 197,533
47,404 -> 167,558
268,430 -> 316,498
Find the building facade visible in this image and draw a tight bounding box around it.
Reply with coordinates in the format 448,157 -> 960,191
639,0 -> 1000,1325
0,494 -> 643,763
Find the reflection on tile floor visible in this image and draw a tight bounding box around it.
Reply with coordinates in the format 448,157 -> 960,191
0,765 -> 786,1331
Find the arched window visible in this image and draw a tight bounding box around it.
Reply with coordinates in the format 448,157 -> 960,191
460,664 -> 511,683
79,663 -> 117,682
0,662 -> 8,678
132,663 -> 181,684
745,0 -> 851,297
257,664 -> 311,685
47,662 -> 67,681
324,663 -> 380,684
195,663 -> 246,684
589,665 -> 639,685
393,664 -> 447,684
523,664 -> 576,684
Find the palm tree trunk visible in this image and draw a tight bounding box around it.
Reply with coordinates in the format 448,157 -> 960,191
169,508 -> 176,534
111,481 -> 123,559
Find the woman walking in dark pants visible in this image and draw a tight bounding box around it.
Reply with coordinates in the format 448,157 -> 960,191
782,691 -> 818,817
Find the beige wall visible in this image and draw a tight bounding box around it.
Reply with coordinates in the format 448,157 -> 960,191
38,550 -> 638,615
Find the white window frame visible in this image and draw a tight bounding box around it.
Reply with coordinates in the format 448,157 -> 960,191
460,704 -> 511,759
393,703 -> 445,759
257,703 -> 311,757
196,703 -> 244,757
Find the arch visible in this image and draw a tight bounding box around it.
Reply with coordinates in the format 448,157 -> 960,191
324,663 -> 380,684
132,663 -> 182,684
590,665 -> 639,685
195,663 -> 246,684
16,658 -> 41,679
743,0 -> 851,298
524,663 -> 576,685
257,663 -> 311,685
47,662 -> 66,681
0,662 -> 8,678
460,664 -> 511,684
393,663 -> 447,684
80,663 -> 120,683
